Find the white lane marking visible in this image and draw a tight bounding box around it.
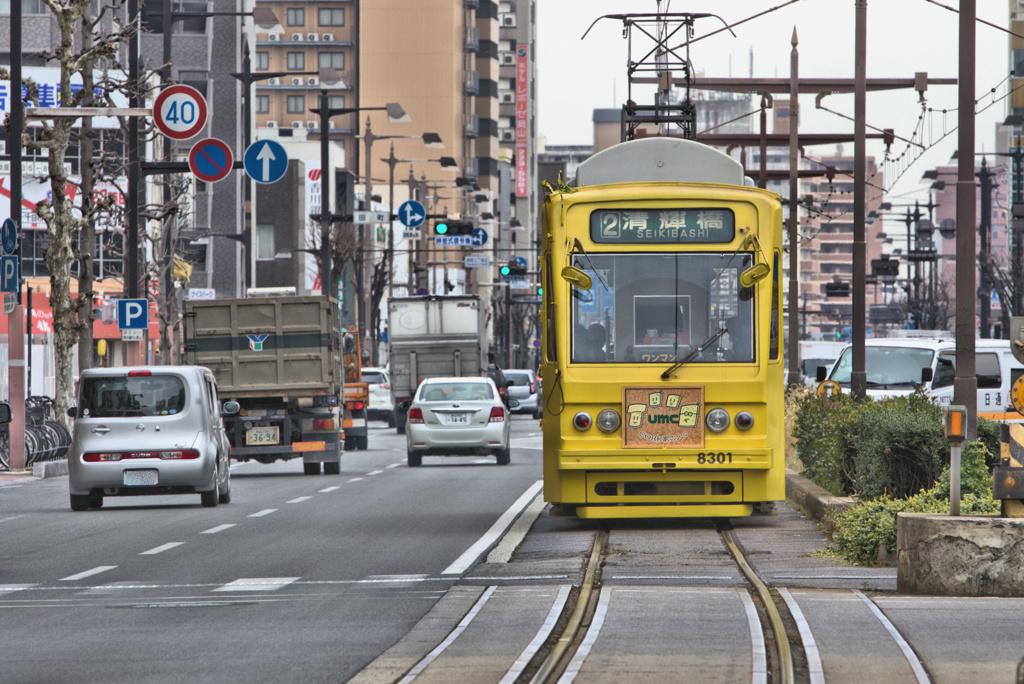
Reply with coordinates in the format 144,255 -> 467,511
609,574 -> 737,581
213,577 -> 301,592
739,589 -> 768,684
442,480 -> 544,576
60,566 -> 117,581
0,584 -> 36,593
201,524 -> 237,534
0,515 -> 26,524
318,486 -> 341,493
779,588 -> 824,684
487,489 -> 547,563
247,509 -> 278,518
855,590 -> 931,683
557,588 -> 611,683
366,470 -> 384,476
140,542 -> 184,556
348,477 -> 364,483
287,496 -> 312,504
386,463 -> 402,469
397,586 -> 497,684
500,585 -> 571,684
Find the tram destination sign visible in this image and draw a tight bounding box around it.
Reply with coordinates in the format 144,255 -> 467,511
590,208 -> 734,244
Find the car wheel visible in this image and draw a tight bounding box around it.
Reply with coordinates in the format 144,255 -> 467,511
407,449 -> 422,467
324,461 -> 341,475
218,468 -> 231,504
88,494 -> 104,509
200,470 -> 219,508
303,462 -> 322,475
496,445 -> 511,465
533,404 -> 542,419
70,493 -> 91,511
356,435 -> 369,450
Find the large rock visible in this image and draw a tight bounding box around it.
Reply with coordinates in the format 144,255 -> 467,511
897,513 -> 1024,596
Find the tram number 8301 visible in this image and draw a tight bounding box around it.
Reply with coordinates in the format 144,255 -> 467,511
696,452 -> 733,464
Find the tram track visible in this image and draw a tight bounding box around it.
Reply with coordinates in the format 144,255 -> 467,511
528,523 -> 801,684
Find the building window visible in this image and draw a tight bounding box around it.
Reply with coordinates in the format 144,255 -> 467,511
178,2 -> 208,34
286,7 -> 305,26
257,223 -> 276,260
287,52 -> 305,70
255,51 -> 269,70
255,95 -> 269,114
286,95 -> 305,114
328,95 -> 345,109
0,0 -> 42,14
318,52 -> 344,70
318,8 -> 344,26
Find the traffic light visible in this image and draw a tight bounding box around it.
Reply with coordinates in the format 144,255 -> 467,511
434,219 -> 474,235
503,259 -> 527,276
824,281 -> 850,298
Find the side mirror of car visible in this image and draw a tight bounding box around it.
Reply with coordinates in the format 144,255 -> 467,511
921,367 -> 934,384
508,399 -> 520,409
815,366 -> 827,383
0,403 -> 11,423
66,405 -> 78,419
222,401 -> 240,416
398,400 -> 411,411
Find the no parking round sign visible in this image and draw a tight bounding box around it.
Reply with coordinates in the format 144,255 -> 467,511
188,138 -> 234,183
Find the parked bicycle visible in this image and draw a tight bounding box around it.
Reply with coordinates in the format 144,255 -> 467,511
0,397 -> 72,470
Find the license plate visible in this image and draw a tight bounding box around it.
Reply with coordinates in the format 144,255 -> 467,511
246,426 -> 280,446
124,469 -> 158,486
443,413 -> 470,425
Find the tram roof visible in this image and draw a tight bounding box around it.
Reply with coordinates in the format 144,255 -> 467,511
575,137 -> 751,188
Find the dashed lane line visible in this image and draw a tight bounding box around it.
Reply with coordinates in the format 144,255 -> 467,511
367,469 -> 384,476
348,477 -> 364,483
247,509 -> 278,518
60,566 -> 117,581
200,524 -> 237,534
318,486 -> 341,493
140,542 -> 184,556
287,496 -> 313,503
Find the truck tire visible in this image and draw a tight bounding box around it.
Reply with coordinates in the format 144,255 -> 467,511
387,412 -> 396,428
396,413 -> 407,435
303,462 -> 321,475
324,461 -> 340,475
356,435 -> 369,450
407,449 -> 422,467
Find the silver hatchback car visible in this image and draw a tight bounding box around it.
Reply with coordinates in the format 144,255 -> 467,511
404,377 -> 518,467
67,366 -> 238,511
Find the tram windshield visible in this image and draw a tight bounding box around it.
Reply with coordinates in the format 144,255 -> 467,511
569,253 -> 756,364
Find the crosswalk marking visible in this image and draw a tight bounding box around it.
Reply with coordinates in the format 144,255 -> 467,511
213,577 -> 301,592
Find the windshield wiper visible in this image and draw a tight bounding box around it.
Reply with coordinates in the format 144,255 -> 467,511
661,327 -> 728,380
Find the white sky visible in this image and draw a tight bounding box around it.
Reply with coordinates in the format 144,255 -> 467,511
536,0 -> 1011,201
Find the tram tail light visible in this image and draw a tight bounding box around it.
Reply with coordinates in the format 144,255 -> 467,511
489,406 -> 506,423
408,407 -> 424,424
573,412 -> 592,431
735,412 -> 754,430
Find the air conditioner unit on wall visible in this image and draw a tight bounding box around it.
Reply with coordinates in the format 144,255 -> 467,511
268,77 -> 278,85
307,33 -> 318,41
500,129 -> 514,142
268,33 -> 279,41
322,33 -> 334,41
307,121 -> 316,129
291,77 -> 302,85
500,14 -> 516,27
307,76 -> 318,86
292,121 -> 302,129
499,91 -> 514,104
328,121 -> 336,129
500,53 -> 514,66
266,121 -> 277,128
291,33 -> 302,41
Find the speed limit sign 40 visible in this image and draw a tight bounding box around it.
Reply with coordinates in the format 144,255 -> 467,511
153,84 -> 208,141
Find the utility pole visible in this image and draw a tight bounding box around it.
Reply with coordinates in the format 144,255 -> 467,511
787,28 -> 800,388
978,158 -> 994,338
851,0 -> 867,399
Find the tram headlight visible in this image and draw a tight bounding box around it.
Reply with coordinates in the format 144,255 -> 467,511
573,411 -> 593,431
596,409 -> 620,432
735,411 -> 754,430
705,408 -> 731,433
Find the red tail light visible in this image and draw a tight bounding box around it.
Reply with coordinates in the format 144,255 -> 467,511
408,407 -> 424,424
489,406 -> 505,423
128,370 -> 151,377
313,418 -> 336,430
350,401 -> 365,410
529,381 -> 535,394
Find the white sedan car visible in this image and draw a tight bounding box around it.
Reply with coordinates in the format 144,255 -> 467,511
403,377 -> 518,466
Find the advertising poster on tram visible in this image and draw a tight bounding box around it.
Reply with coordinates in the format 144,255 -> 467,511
622,386 -> 704,448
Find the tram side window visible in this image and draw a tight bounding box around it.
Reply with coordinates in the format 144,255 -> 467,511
770,251 -> 780,360
545,254 -> 556,362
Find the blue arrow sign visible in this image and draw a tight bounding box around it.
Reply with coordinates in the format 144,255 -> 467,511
398,200 -> 426,228
243,139 -> 289,184
1,218 -> 16,256
117,298 -> 149,330
0,255 -> 17,293
471,227 -> 488,247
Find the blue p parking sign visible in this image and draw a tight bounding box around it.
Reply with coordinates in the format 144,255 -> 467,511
117,299 -> 149,330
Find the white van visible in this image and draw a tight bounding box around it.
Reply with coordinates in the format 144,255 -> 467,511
823,337 -> 1023,420
799,341 -> 847,385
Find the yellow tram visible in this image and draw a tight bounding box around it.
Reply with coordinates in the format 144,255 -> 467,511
539,137 -> 785,518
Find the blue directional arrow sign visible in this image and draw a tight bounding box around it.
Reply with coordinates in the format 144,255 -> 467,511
1,218 -> 16,255
397,200 -> 426,228
243,139 -> 289,184
471,227 -> 488,247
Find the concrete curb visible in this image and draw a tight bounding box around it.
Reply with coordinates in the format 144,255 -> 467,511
784,468 -> 856,534
32,460 -> 68,479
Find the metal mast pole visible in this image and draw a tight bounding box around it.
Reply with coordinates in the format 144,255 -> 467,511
851,0 -> 867,399
786,28 -> 800,387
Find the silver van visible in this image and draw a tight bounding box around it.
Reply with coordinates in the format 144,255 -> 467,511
67,366 -> 239,511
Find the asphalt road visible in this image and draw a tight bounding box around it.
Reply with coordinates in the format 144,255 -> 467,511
1,416 -> 545,683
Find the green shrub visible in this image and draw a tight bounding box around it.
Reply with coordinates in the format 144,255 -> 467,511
792,391 -> 861,496
845,392 -> 946,500
827,440 -> 1000,566
976,418 -> 1002,470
